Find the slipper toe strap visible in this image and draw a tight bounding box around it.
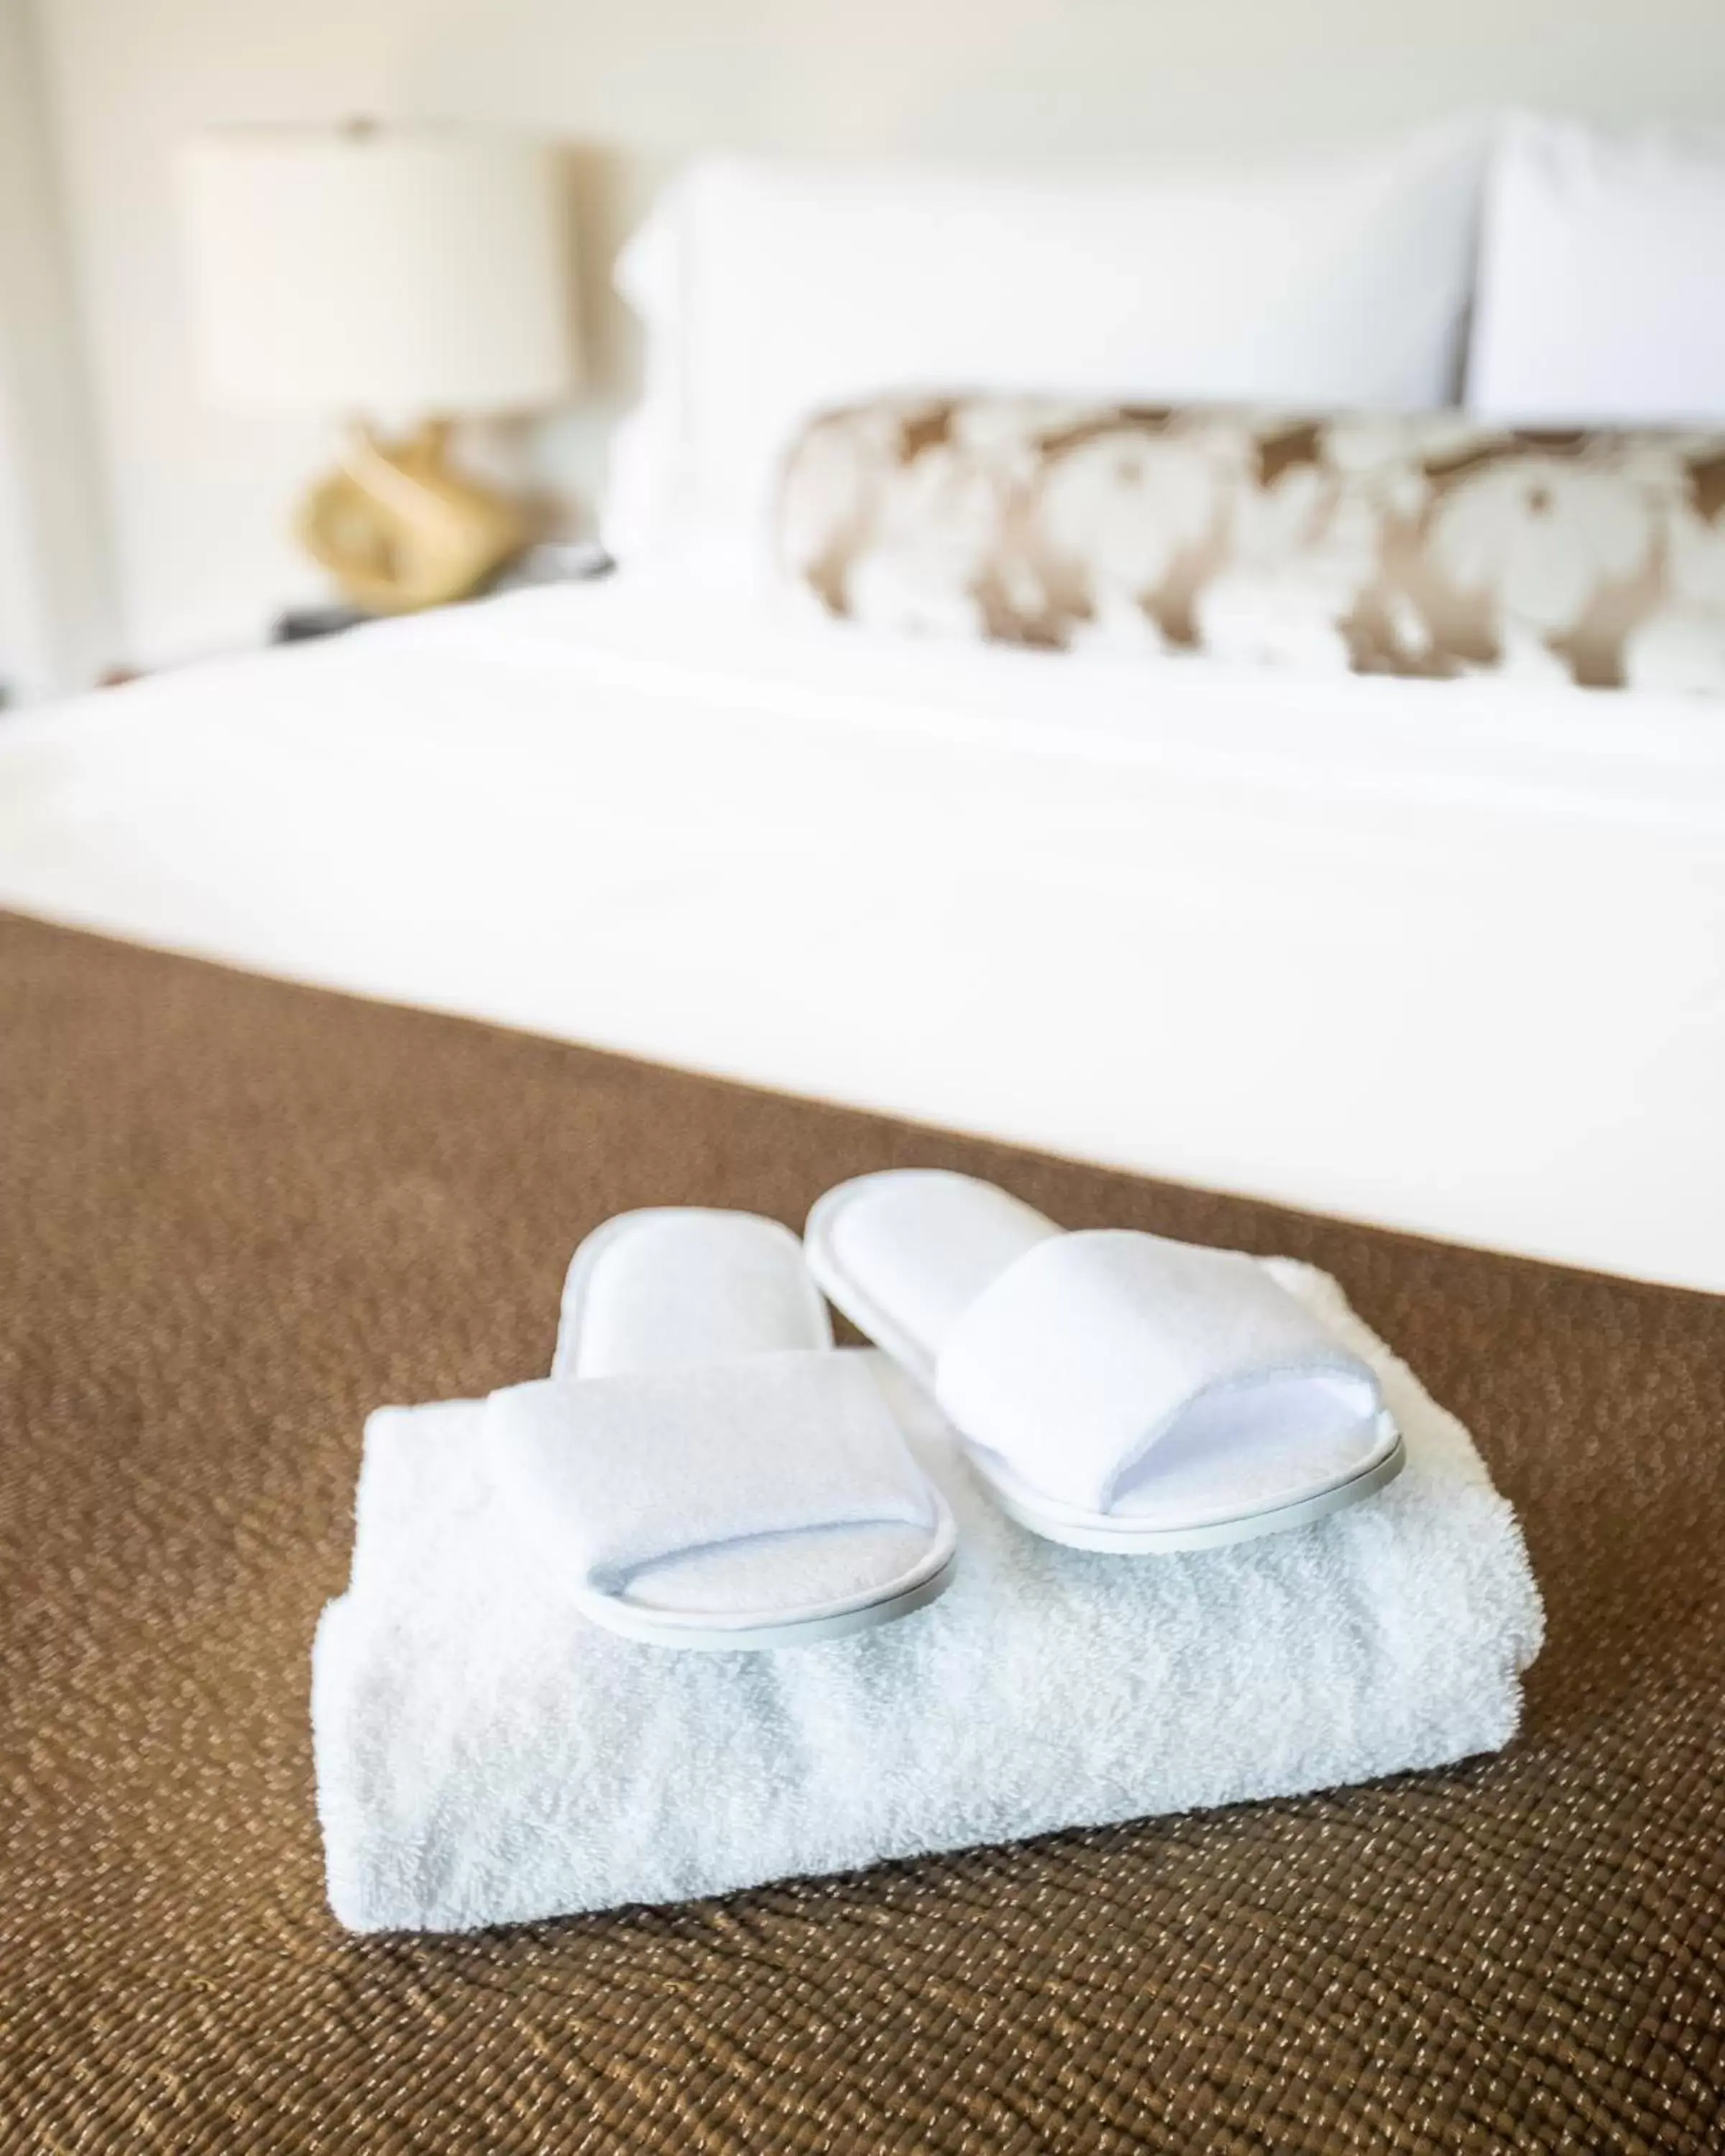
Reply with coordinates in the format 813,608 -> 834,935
932,1230 -> 1383,1516
487,1351 -> 937,1597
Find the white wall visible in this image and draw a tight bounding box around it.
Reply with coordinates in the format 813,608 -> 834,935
0,0 -> 113,697
28,0 -> 1725,669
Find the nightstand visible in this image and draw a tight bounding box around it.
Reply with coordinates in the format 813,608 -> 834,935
270,541 -> 615,645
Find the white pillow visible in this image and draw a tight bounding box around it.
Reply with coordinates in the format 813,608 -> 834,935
604,129 -> 1486,576
1469,115 -> 1725,425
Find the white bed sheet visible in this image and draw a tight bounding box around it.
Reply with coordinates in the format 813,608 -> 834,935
2,571 -> 1721,1291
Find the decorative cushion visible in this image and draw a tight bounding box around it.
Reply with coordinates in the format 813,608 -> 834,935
778,397 -> 1725,693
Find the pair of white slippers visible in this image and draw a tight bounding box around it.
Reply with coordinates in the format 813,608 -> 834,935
487,1171 -> 1406,1651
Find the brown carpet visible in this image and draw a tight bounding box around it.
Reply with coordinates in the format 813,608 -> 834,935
1,908 -> 1721,2153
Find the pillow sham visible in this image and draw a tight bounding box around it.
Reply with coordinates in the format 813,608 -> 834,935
604,129 -> 1485,571
779,397 -> 1725,694
1470,115 -> 1725,427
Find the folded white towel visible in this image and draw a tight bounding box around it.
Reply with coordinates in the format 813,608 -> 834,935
313,1258 -> 1542,1932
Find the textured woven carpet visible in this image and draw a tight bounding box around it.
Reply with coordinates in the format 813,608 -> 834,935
2,909 -> 1721,2153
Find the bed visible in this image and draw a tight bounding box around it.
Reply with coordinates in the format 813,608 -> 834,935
4,116 -> 1724,2149
3,565 -> 1723,1290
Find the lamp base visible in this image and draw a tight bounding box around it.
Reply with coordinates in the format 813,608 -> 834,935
296,420 -> 530,614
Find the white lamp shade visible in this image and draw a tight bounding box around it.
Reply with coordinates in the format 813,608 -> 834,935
180,126 -> 578,414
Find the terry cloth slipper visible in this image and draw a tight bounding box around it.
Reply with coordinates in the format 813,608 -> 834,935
805,1171 -> 1404,1554
487,1209 -> 957,1649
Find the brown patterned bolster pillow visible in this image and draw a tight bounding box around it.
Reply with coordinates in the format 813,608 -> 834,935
778,397 -> 1725,693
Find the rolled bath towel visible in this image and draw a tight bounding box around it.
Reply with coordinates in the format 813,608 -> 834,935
312,1249 -> 1542,1934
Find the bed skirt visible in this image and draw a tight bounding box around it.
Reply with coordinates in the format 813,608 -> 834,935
2,909 -> 1720,2152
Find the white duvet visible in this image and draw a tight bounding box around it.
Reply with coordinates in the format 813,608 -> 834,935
2,570 -> 1721,1291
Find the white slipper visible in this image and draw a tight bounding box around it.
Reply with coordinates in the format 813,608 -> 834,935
487,1209 -> 957,1649
805,1171 -> 1405,1554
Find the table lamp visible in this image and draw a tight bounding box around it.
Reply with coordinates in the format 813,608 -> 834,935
180,122 -> 577,614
